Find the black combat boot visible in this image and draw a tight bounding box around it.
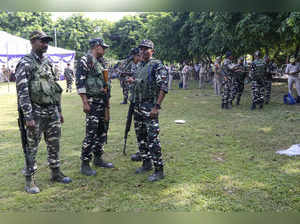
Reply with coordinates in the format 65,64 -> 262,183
94,156 -> 114,168
221,103 -> 225,109
80,160 -> 96,176
259,102 -> 264,109
25,175 -> 40,194
131,152 -> 142,162
51,167 -> 72,183
236,98 -> 240,106
251,103 -> 256,110
135,159 -> 153,174
296,96 -> 300,103
148,167 -> 165,182
224,103 -> 229,109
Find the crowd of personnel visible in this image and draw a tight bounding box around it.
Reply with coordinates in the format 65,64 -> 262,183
10,28 -> 300,195
118,51 -> 299,110
15,30 -> 167,194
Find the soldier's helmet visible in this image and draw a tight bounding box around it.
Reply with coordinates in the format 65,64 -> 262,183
139,39 -> 154,49
216,56 -> 221,61
30,30 -> 53,42
89,38 -> 109,48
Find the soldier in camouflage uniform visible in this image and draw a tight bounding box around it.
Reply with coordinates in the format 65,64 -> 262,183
15,31 -> 72,194
116,48 -> 144,162
231,57 -> 247,106
221,51 -> 237,109
118,50 -> 138,105
76,38 -> 114,177
249,51 -> 266,110
64,63 -> 74,93
127,40 -> 168,182
117,48 -> 140,105
264,56 -> 275,104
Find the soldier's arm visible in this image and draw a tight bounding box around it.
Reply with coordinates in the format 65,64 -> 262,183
76,57 -> 91,113
76,57 -> 88,95
154,61 -> 169,106
15,61 -> 34,122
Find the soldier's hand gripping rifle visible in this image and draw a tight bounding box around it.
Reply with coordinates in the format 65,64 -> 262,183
123,102 -> 134,155
103,69 -> 110,144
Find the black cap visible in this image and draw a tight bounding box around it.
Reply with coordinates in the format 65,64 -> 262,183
89,38 -> 109,48
30,30 -> 53,42
139,39 -> 154,49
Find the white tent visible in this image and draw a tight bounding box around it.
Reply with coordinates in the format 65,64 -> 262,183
0,30 -> 75,81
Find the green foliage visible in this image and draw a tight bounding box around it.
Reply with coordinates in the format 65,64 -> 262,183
1,11 -> 300,63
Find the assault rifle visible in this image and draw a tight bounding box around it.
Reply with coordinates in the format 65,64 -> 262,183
123,102 -> 135,155
103,69 -> 110,144
17,105 -> 34,175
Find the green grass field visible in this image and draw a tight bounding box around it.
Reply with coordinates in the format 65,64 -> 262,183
0,79 -> 300,212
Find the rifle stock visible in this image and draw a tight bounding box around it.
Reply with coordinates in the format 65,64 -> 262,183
103,69 -> 110,144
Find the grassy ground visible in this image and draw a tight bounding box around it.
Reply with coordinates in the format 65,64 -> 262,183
0,79 -> 300,212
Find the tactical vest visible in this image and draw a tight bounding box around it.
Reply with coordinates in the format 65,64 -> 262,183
85,55 -> 107,97
24,54 -> 62,106
252,59 -> 266,79
133,59 -> 159,104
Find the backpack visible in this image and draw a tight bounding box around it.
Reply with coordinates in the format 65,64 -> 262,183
284,93 -> 296,105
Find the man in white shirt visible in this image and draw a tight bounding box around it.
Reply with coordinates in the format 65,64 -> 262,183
213,57 -> 223,96
194,63 -> 200,81
199,62 -> 206,89
182,63 -> 190,89
285,57 -> 300,103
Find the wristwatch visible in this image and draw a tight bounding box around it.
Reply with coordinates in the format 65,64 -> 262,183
155,104 -> 161,109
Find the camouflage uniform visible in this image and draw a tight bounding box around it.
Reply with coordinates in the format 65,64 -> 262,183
250,58 -> 266,107
231,62 -> 247,105
15,51 -> 63,176
131,57 -> 168,172
221,58 -> 235,108
64,67 -> 74,92
117,58 -> 139,103
264,62 -> 275,104
76,52 -> 110,162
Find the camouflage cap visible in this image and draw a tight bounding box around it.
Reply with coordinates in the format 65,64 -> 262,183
139,39 -> 154,49
216,56 -> 221,60
89,38 -> 109,48
30,30 -> 53,42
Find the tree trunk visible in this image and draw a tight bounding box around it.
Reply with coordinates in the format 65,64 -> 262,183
265,47 -> 269,56
294,43 -> 300,59
274,46 -> 281,60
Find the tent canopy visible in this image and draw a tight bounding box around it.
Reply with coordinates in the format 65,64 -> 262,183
0,30 -> 75,65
